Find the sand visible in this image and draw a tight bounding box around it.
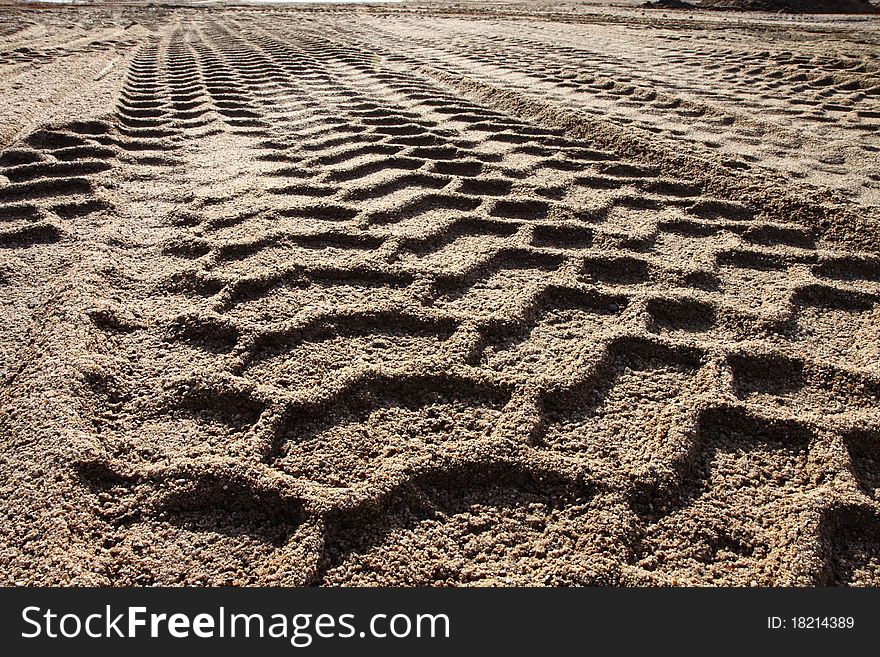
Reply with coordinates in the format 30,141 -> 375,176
0,1 -> 879,586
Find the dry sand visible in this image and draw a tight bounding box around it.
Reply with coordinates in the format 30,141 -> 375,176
1,0 -> 879,586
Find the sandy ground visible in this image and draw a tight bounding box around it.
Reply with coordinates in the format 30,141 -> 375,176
1,1 -> 879,586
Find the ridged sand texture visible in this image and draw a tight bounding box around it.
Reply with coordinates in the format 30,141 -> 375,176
1,2 -> 879,586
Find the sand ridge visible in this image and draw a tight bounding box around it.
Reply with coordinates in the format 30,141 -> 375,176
0,3 -> 879,586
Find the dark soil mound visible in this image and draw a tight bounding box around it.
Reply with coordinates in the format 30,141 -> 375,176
643,1 -> 696,9
697,0 -> 879,13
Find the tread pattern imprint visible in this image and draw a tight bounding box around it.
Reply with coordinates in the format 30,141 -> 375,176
1,5 -> 879,586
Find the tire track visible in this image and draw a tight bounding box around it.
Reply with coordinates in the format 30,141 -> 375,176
2,6 -> 878,586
